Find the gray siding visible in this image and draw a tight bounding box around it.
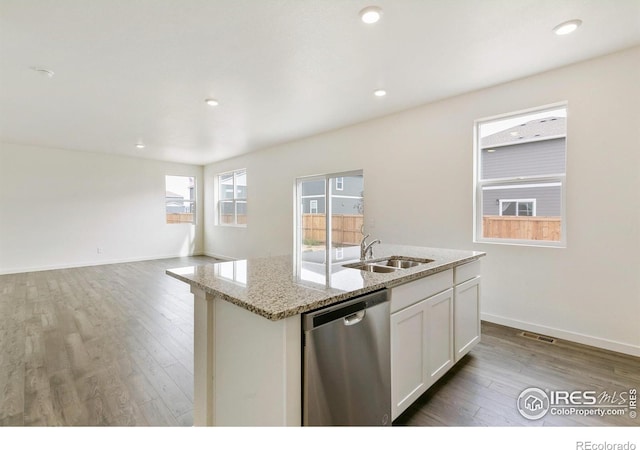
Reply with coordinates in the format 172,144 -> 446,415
301,197 -> 363,215
482,185 -> 561,216
300,175 -> 363,215
332,176 -> 363,197
301,179 -> 325,196
331,197 -> 362,215
220,201 -> 246,215
482,137 -> 566,179
301,177 -> 363,197
302,197 -> 324,214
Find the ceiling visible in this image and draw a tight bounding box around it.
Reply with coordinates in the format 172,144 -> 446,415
1,0 -> 639,165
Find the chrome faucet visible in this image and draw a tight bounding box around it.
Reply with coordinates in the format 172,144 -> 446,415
360,234 -> 381,260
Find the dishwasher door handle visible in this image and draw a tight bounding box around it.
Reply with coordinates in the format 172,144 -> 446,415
344,310 -> 365,326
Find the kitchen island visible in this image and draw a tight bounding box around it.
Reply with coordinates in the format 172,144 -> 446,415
166,244 -> 485,426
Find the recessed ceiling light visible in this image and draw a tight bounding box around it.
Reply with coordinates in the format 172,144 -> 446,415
30,67 -> 55,78
360,6 -> 382,24
205,98 -> 219,106
373,89 -> 387,97
553,19 -> 582,36
136,143 -> 145,149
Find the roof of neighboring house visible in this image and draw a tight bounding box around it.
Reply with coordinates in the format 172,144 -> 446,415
481,116 -> 566,148
165,191 -> 184,199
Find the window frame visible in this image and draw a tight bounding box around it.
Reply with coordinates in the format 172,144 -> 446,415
294,170 -> 364,277
498,198 -> 536,217
473,102 -> 567,248
216,169 -> 247,227
165,175 -> 196,225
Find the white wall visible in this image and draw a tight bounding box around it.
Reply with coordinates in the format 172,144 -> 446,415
0,143 -> 204,273
204,46 -> 640,356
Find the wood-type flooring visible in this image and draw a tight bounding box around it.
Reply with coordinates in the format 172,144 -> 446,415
1,257 -> 637,426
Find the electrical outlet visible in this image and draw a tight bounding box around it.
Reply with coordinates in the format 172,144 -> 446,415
97,247 -> 103,254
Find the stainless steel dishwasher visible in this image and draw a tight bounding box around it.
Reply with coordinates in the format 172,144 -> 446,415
302,289 -> 391,426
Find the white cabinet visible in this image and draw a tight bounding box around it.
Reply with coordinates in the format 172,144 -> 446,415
426,289 -> 454,382
453,260 -> 481,362
390,261 -> 481,420
390,269 -> 453,313
454,276 -> 481,362
390,297 -> 429,419
390,286 -> 454,420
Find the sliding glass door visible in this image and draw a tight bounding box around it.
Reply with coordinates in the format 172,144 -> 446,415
296,171 -> 364,272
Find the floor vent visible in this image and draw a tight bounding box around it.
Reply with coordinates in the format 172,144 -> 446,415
520,331 -> 557,344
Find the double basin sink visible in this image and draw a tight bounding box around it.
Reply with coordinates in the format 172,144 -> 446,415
343,256 -> 434,273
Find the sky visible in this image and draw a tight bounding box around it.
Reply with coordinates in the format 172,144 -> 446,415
165,175 -> 194,199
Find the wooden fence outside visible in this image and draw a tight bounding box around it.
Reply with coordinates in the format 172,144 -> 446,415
483,216 -> 561,241
302,214 -> 363,246
220,214 -> 248,225
167,213 -> 194,224
168,213 -> 558,241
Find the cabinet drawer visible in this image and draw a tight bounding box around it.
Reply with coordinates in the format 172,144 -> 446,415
454,260 -> 481,285
390,269 -> 453,313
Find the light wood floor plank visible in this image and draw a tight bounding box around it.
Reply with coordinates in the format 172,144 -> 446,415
163,362 -> 194,403
139,398 -> 179,427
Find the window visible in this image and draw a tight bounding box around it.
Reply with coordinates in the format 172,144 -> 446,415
335,177 -> 344,191
474,104 -> 567,246
499,199 -> 536,217
165,175 -> 196,224
217,169 -> 247,226
296,171 -> 364,270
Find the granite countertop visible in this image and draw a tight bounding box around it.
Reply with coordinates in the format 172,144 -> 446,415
166,244 -> 485,321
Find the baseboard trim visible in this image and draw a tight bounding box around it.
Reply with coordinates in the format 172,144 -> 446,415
481,313 -> 640,357
0,251 -> 207,275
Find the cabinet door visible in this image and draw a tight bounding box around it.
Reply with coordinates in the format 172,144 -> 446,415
425,288 -> 454,384
390,300 -> 428,420
454,277 -> 481,362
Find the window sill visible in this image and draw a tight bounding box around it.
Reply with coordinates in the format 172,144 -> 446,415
217,224 -> 247,228
474,238 -> 566,249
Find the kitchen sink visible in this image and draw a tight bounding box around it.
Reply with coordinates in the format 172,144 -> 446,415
380,257 -> 433,268
345,263 -> 398,273
343,256 -> 434,273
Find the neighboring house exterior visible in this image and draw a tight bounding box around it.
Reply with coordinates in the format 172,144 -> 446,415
166,190 -> 195,213
219,201 -> 247,218
481,117 -> 565,217
218,171 -> 247,219
166,190 -> 185,213
301,176 -> 364,215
